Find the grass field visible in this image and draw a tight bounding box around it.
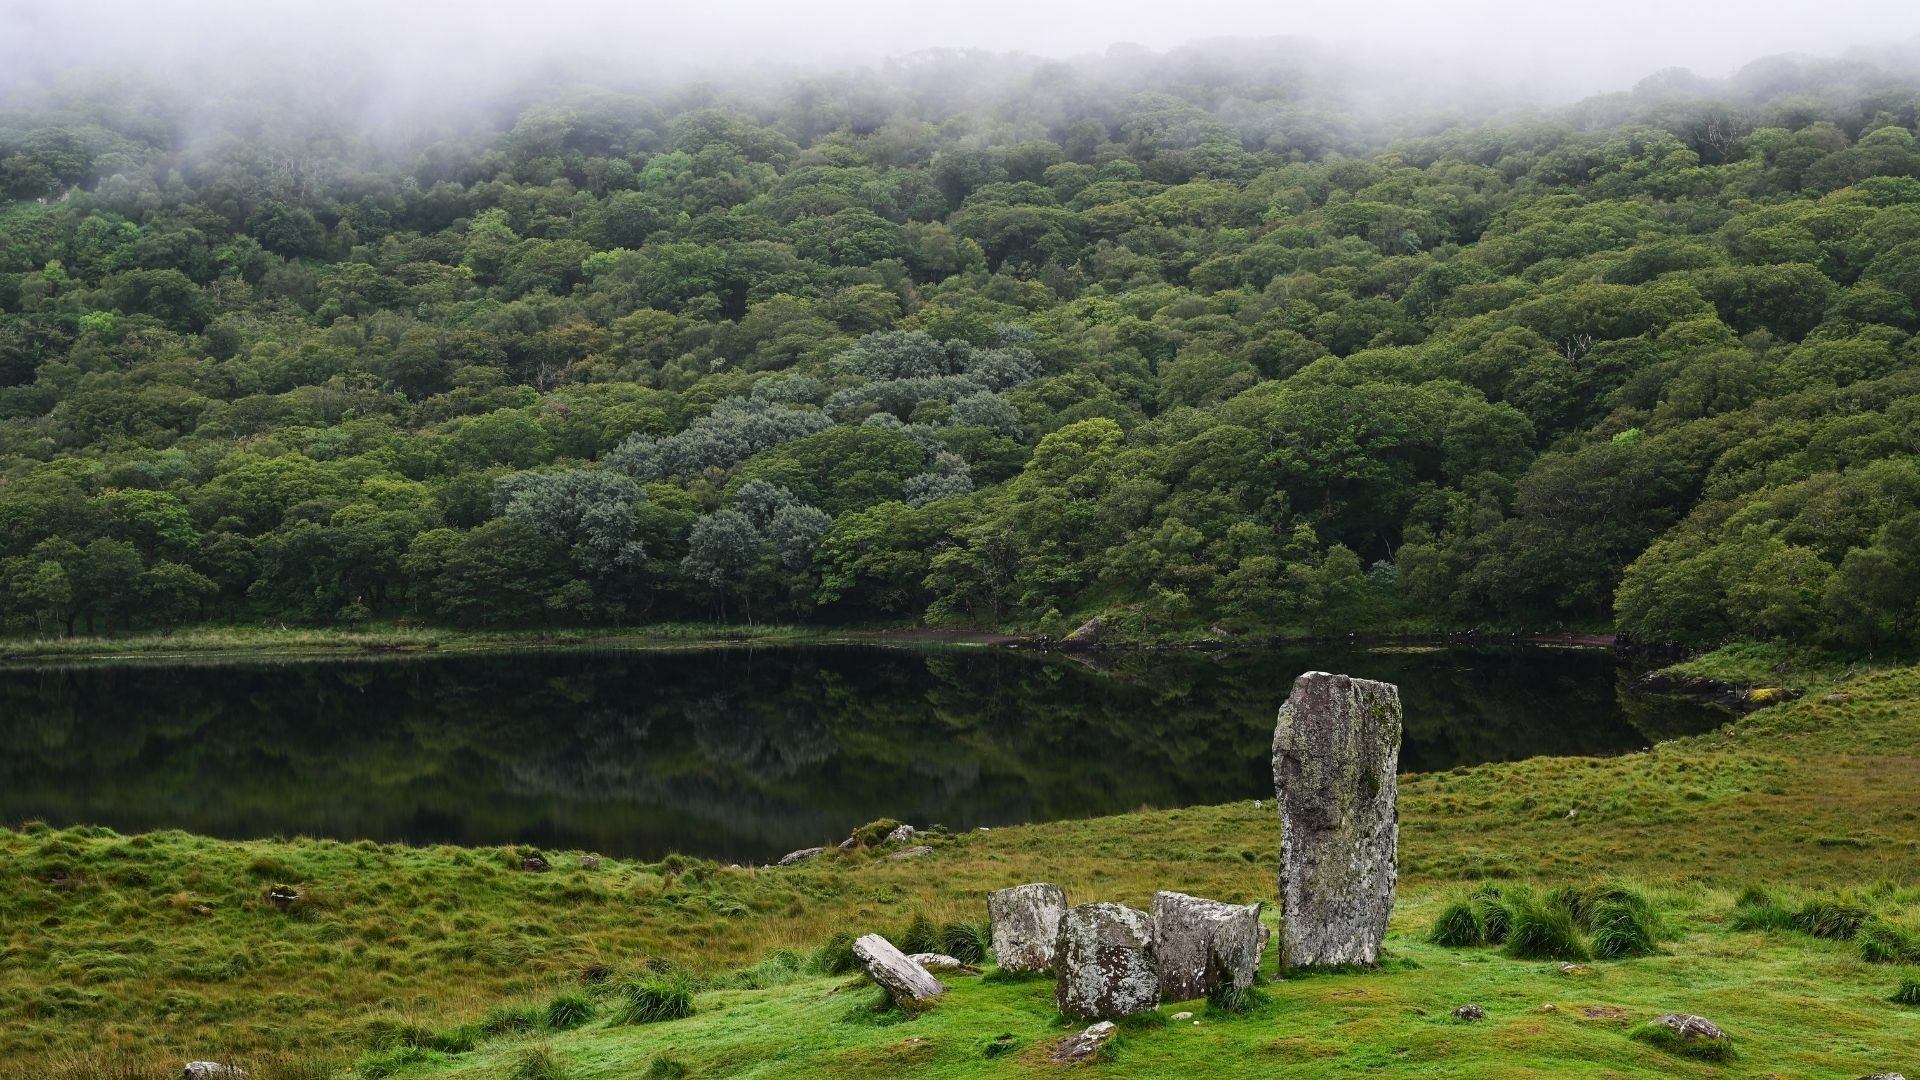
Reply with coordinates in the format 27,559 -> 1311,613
4,653 -> 1918,1078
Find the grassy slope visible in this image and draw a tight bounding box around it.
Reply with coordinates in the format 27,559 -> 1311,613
5,659 -> 1918,1077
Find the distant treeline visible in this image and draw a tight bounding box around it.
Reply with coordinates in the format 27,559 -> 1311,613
2,47 -> 1919,646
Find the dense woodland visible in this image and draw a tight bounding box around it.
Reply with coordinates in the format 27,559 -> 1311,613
3,45 -> 1920,646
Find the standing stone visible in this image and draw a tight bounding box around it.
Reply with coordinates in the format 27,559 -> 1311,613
1149,891 -> 1265,1001
1054,902 -> 1160,1020
988,882 -> 1068,973
1272,670 -> 1401,968
852,934 -> 947,1005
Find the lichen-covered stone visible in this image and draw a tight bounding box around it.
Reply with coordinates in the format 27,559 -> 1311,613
1452,1003 -> 1486,1021
1049,1021 -> 1115,1062
988,882 -> 1068,973
889,845 -> 933,859
1648,1013 -> 1726,1043
852,933 -> 946,1005
1148,890 -> 1264,1001
1272,670 -> 1401,968
884,824 -> 917,844
1054,902 -> 1160,1020
776,846 -> 824,866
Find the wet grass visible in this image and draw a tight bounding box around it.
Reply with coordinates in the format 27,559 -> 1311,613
4,657 -> 1920,1076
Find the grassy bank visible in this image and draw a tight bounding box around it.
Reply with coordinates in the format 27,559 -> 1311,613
6,658 -> 1919,1076
0,621 -> 995,664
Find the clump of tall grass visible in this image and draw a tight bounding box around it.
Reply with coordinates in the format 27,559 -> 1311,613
1856,920 -> 1920,965
1501,891 -> 1590,962
811,931 -> 859,975
1892,973 -> 1920,1006
506,1044 -> 567,1080
644,1055 -> 691,1079
1427,899 -> 1484,947
1588,900 -> 1659,960
1795,898 -> 1870,940
610,973 -> 695,1025
1471,884 -> 1512,945
941,920 -> 990,965
542,991 -> 595,1031
479,1002 -> 544,1037
899,913 -> 941,954
1728,886 -> 1797,932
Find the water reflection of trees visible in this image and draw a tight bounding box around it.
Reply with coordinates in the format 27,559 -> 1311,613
0,647 -> 1722,861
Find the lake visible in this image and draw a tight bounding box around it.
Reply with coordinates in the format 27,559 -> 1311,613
0,644 -> 1724,862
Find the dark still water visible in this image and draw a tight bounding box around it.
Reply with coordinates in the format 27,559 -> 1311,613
0,645 -> 1723,862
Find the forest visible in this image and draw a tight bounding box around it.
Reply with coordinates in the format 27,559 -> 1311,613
3,44 -> 1920,647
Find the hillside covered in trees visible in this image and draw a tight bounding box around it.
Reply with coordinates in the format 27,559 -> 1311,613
4,44 -> 1920,647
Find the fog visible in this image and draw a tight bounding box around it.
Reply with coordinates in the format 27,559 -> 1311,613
5,0 -> 1919,109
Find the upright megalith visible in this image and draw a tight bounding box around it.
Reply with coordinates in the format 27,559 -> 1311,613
1149,891 -> 1265,1001
852,933 -> 947,1006
1272,670 -> 1401,968
988,882 -> 1069,973
1055,902 -> 1160,1020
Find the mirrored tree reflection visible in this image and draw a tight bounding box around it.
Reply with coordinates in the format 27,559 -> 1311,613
0,645 -> 1724,861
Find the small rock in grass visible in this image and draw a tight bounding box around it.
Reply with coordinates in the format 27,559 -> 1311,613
1537,1003 -> 1557,1013
265,885 -> 299,911
183,1064 -> 247,1080
1581,1005 -> 1628,1020
884,824 -> 917,844
1171,1011 -> 1193,1021
1858,1074 -> 1905,1080
776,846 -> 824,866
1050,1021 -> 1116,1063
578,855 -> 601,870
1557,962 -> 1591,975
907,953 -> 981,975
520,855 -> 550,873
1635,1013 -> 1732,1060
889,845 -> 933,860
838,836 -> 859,850
1451,1004 -> 1486,1021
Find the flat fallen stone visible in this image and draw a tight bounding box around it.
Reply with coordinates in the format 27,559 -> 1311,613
853,934 -> 946,1005
1149,890 -> 1264,1001
1170,1010 -> 1193,1021
182,1065 -> 247,1080
776,846 -> 825,866
889,845 -> 933,859
1272,670 -> 1401,968
1650,1013 -> 1724,1040
1055,902 -> 1160,1020
1049,1021 -> 1115,1062
907,953 -> 981,975
989,882 -> 1069,973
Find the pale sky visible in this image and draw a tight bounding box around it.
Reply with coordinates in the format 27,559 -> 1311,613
3,0 -> 1918,102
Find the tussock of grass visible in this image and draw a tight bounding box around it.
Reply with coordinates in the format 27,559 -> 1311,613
1796,898 -> 1871,940
644,1055 -> 690,1079
1427,899 -> 1484,947
810,932 -> 859,976
940,919 -> 990,965
611,974 -> 696,1025
1204,982 -> 1267,1016
1589,900 -> 1659,960
899,913 -> 941,954
1730,887 -> 1798,932
543,991 -> 595,1031
1857,920 -> 1920,965
506,1044 -> 567,1080
1471,885 -> 1512,945
1501,891 -> 1590,962
1893,973 -> 1920,1006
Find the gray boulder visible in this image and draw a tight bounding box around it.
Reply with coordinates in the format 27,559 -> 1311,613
1055,902 -> 1160,1020
1049,1021 -> 1115,1062
1272,670 -> 1401,968
1062,616 -> 1107,646
1149,890 -> 1264,1001
988,882 -> 1068,973
884,824 -> 917,844
182,1065 -> 247,1080
578,855 -> 601,870
1452,1003 -> 1486,1021
776,846 -> 824,866
852,933 -> 946,1005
